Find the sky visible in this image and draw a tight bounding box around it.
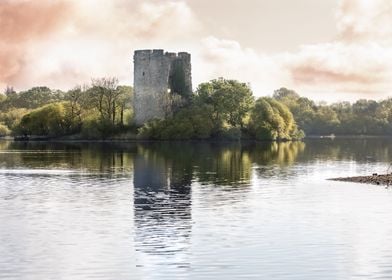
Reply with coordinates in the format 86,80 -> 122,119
1,0 -> 392,102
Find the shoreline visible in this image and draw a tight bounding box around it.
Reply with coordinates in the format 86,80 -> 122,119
306,135 -> 392,139
330,174 -> 392,186
2,134 -> 392,143
0,135 -> 303,143
0,138 -> 299,144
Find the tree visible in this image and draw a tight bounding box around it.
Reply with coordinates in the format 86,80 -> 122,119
138,103 -> 215,140
88,78 -> 118,123
248,97 -> 302,140
273,87 -> 300,104
196,78 -> 254,129
18,103 -> 67,136
0,93 -> 6,103
17,87 -> 62,109
88,78 -> 134,126
0,123 -> 10,136
311,106 -> 340,135
115,86 -> 133,126
273,88 -> 317,132
4,86 -> 16,96
63,87 -> 84,132
0,108 -> 30,130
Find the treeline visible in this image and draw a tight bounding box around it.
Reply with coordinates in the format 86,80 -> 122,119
0,78 -> 133,139
273,88 -> 392,135
0,78 -> 303,141
1,78 -> 392,140
139,79 -> 303,140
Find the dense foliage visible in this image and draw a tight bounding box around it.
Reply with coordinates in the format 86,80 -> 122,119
0,123 -> 10,137
273,88 -> 392,136
0,78 -> 133,139
4,77 -> 391,140
139,79 -> 302,140
248,97 -> 304,140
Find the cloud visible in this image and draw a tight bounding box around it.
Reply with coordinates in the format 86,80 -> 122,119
288,42 -> 392,97
0,0 -> 71,42
195,36 -> 290,95
196,0 -> 392,100
2,0 -> 392,101
336,0 -> 392,43
0,0 -> 200,90
71,0 -> 200,42
0,0 -> 72,85
285,0 -> 392,100
195,0 -> 392,100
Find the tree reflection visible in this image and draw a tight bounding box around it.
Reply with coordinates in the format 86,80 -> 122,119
4,138 -> 392,268
249,141 -> 306,166
303,138 -> 392,163
0,141 -> 136,174
194,143 -> 252,186
0,141 -> 11,150
0,140 -> 307,184
131,141 -> 307,261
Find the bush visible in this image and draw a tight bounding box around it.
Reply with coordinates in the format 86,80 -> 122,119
248,97 -> 303,140
137,119 -> 162,139
81,118 -> 103,139
137,104 -> 215,140
81,117 -> 119,139
18,103 -> 67,136
0,124 -> 10,136
218,127 -> 242,140
0,108 -> 30,130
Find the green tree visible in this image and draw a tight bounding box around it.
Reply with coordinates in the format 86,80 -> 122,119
0,108 -> 30,130
0,123 -> 10,136
248,97 -> 302,140
18,87 -> 63,109
63,87 -> 84,132
0,93 -> 6,103
273,87 -> 300,106
115,86 -> 133,126
18,102 -> 78,137
138,103 -> 215,140
311,106 -> 340,135
273,88 -> 316,133
196,78 -> 254,129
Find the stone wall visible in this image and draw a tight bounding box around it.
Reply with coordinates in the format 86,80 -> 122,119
133,49 -> 192,126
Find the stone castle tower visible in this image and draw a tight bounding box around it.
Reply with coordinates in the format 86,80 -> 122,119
133,49 -> 192,125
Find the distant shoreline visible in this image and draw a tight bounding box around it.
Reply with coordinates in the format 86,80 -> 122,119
0,136 -> 294,143
306,135 -> 392,139
2,134 -> 392,143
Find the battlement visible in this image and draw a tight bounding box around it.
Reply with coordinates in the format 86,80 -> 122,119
178,52 -> 191,59
134,50 -> 191,60
134,49 -> 153,56
133,49 -> 192,126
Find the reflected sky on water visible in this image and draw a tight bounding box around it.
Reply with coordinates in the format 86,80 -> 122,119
1,139 -> 392,279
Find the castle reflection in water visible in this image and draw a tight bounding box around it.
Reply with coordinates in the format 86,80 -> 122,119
131,142 -> 306,259
0,140 -> 306,258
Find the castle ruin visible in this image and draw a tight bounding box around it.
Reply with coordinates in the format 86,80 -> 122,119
133,49 -> 192,126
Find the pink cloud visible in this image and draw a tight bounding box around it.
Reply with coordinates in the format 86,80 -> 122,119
0,0 -> 72,85
286,0 -> 392,99
2,0 -> 392,102
0,0 -> 200,90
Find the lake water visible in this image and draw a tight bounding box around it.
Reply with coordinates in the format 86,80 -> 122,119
1,139 -> 392,279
